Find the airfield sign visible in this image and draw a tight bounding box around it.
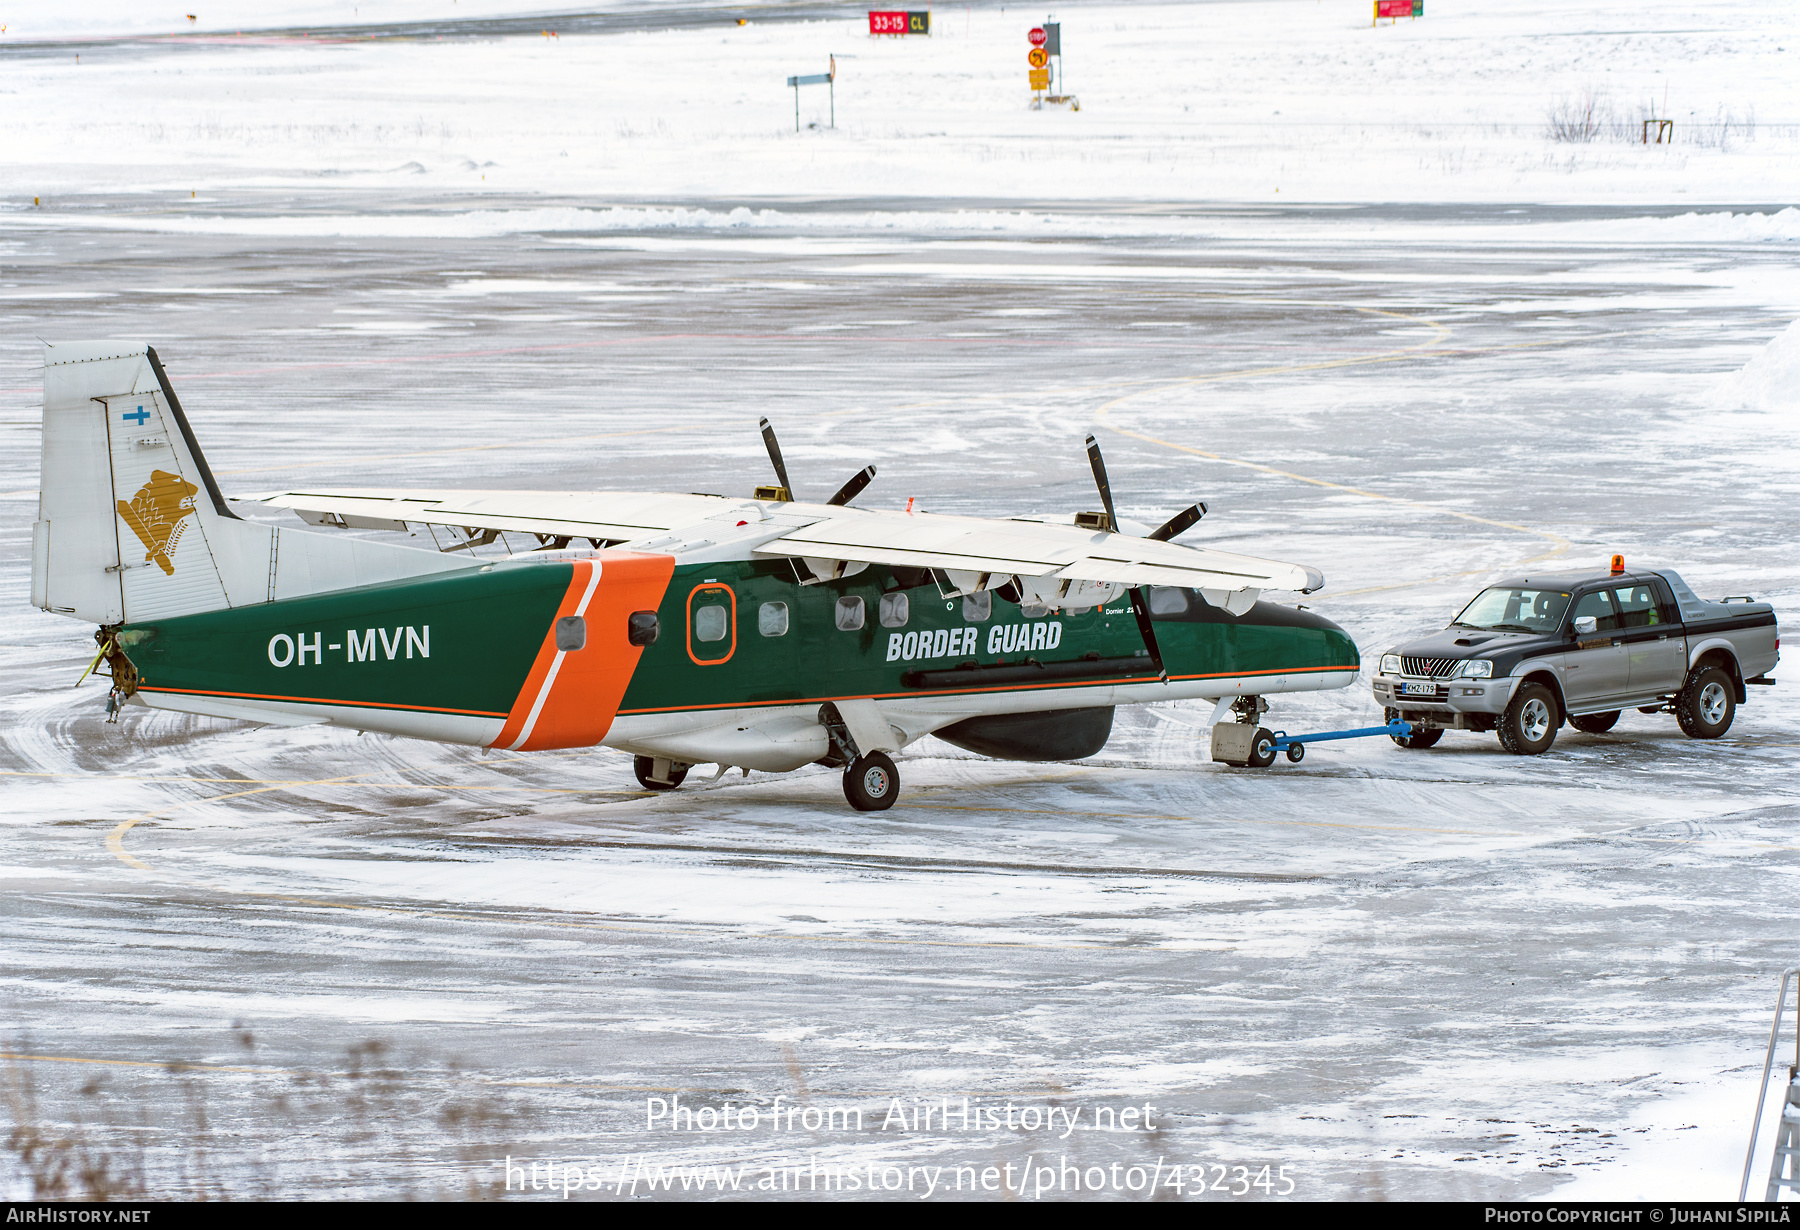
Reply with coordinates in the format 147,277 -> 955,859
869,10 -> 930,35
1028,26 -> 1047,47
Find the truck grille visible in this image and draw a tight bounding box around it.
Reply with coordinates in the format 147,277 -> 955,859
1402,656 -> 1458,678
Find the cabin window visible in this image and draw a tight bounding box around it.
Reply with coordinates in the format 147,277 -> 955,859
694,603 -> 729,643
879,592 -> 909,628
758,601 -> 789,637
835,596 -> 865,631
627,611 -> 658,646
962,592 -> 991,621
1571,588 -> 1622,634
1148,586 -> 1189,616
554,615 -> 586,651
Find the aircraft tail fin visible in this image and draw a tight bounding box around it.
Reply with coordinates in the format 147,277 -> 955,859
33,341 -> 469,626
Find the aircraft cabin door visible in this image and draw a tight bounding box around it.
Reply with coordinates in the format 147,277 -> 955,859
1560,587 -> 1632,708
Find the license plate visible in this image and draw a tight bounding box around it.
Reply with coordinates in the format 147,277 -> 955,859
1401,681 -> 1439,696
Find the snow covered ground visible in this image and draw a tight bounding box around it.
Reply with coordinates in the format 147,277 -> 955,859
1,0 -> 1798,1205
2,0 -> 1796,204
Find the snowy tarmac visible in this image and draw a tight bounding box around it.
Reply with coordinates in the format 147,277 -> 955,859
2,189 -> 1796,1201
2,0 -> 1799,1203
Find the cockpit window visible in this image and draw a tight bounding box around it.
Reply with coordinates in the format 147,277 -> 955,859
1452,587 -> 1572,633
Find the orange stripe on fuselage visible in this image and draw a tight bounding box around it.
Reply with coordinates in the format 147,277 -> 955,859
490,552 -> 676,752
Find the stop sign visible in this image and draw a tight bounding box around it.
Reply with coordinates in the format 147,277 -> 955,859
1028,26 -> 1046,46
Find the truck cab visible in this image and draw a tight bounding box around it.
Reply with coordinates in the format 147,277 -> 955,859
1371,564 -> 1779,755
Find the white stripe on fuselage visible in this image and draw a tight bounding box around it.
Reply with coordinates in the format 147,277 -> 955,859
507,562 -> 603,751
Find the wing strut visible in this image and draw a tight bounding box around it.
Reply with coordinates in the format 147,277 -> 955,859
1084,434 -> 1166,680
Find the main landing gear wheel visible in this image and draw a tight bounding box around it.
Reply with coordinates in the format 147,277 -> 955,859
1497,683 -> 1558,755
633,755 -> 689,791
1569,710 -> 1621,734
843,751 -> 899,812
1676,666 -> 1736,739
1385,707 -> 1442,749
1246,728 -> 1277,769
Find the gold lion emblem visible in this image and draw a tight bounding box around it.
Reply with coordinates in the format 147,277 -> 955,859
117,470 -> 199,576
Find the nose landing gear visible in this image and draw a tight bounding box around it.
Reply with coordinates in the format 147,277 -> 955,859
633,755 -> 691,791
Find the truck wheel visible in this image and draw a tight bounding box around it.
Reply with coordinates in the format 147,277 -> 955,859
633,755 -> 689,791
1676,666 -> 1735,739
1497,683 -> 1557,755
1247,728 -> 1277,768
843,751 -> 899,811
1569,710 -> 1620,734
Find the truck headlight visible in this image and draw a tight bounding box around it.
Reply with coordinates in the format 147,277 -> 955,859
1380,654 -> 1401,676
1458,659 -> 1493,678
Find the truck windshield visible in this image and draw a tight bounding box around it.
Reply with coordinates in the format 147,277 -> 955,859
1452,587 -> 1571,633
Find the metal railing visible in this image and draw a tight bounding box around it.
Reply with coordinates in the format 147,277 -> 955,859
1741,967 -> 1800,1202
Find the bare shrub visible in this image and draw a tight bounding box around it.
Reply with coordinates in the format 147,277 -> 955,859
3,1033 -> 528,1200
1547,87 -> 1611,143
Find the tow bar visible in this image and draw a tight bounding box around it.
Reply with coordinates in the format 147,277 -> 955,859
1212,719 -> 1414,767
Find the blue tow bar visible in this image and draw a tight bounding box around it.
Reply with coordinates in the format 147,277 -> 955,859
1266,719 -> 1413,764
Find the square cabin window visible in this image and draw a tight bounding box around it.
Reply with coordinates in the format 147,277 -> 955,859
758,601 -> 789,637
693,603 -> 729,643
878,592 -> 909,628
962,591 -> 992,621
834,595 -> 865,631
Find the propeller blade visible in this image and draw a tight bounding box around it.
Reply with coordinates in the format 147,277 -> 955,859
1147,503 -> 1206,542
1127,585 -> 1168,681
1082,434 -> 1119,531
825,464 -> 876,507
759,417 -> 794,500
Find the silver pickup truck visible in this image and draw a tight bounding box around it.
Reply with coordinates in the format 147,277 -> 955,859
1371,565 -> 1779,754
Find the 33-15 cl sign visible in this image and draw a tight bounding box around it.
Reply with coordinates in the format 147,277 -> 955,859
869,10 -> 930,34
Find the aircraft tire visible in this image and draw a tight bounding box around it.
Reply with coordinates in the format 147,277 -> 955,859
633,755 -> 689,791
843,751 -> 899,811
1246,728 -> 1277,768
1569,710 -> 1621,734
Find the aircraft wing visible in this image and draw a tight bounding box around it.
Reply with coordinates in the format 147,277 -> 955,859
754,506 -> 1324,594
240,490 -> 1324,593
239,488 -> 755,543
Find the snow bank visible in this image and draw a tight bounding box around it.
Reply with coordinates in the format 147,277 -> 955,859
1713,318 -> 1800,412
6,202 -> 1800,247
0,1 -> 639,41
